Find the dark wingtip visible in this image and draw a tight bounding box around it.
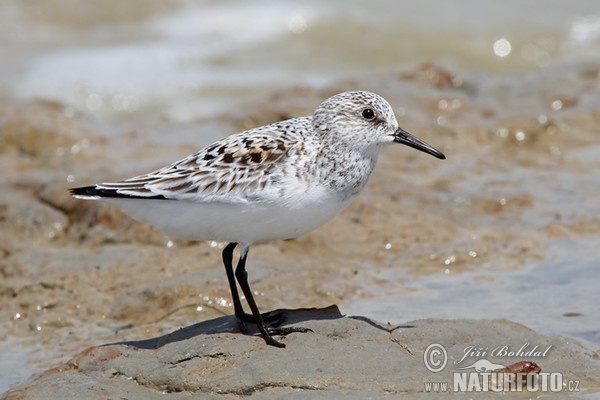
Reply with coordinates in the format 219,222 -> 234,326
70,185 -> 127,198
69,186 -> 101,197
69,185 -> 167,199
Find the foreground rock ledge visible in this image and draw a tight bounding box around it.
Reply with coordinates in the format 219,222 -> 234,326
3,306 -> 599,399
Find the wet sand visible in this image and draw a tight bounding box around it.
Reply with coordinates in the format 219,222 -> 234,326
1,63 -> 600,397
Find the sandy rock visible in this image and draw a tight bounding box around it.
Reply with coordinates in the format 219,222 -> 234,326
3,306 -> 599,399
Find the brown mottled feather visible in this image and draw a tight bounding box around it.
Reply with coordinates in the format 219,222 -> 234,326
94,118 -> 312,201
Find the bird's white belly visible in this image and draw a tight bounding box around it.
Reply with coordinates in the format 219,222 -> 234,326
104,192 -> 352,244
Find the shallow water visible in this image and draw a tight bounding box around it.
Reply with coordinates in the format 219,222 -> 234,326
346,236 -> 600,346
2,0 -> 600,123
1,0 -> 600,394
0,339 -> 36,395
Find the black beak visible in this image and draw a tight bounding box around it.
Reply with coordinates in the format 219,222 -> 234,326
393,127 -> 446,159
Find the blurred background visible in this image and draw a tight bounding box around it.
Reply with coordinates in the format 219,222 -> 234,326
2,0 -> 600,394
2,0 -> 600,123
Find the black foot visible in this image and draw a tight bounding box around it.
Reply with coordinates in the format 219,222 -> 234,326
238,310 -> 285,324
263,325 -> 313,348
264,334 -> 286,348
234,312 -> 312,347
225,242 -> 313,348
234,311 -> 285,335
267,326 -> 313,336
236,310 -> 286,334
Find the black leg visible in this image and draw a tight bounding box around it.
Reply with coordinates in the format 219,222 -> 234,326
222,243 -> 284,331
234,244 -> 286,348
223,243 -> 312,347
222,242 -> 248,332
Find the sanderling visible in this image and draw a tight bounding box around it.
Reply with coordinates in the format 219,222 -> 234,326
71,91 -> 445,348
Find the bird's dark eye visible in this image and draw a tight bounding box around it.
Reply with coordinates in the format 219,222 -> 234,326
361,108 -> 376,120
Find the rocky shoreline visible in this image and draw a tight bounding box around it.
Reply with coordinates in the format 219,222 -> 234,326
4,306 -> 599,399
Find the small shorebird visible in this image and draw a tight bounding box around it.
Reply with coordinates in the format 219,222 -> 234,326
71,91 -> 445,347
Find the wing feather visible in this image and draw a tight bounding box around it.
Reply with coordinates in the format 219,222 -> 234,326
75,117 -> 313,203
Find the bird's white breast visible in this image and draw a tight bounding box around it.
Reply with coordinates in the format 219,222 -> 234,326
103,186 -> 352,244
